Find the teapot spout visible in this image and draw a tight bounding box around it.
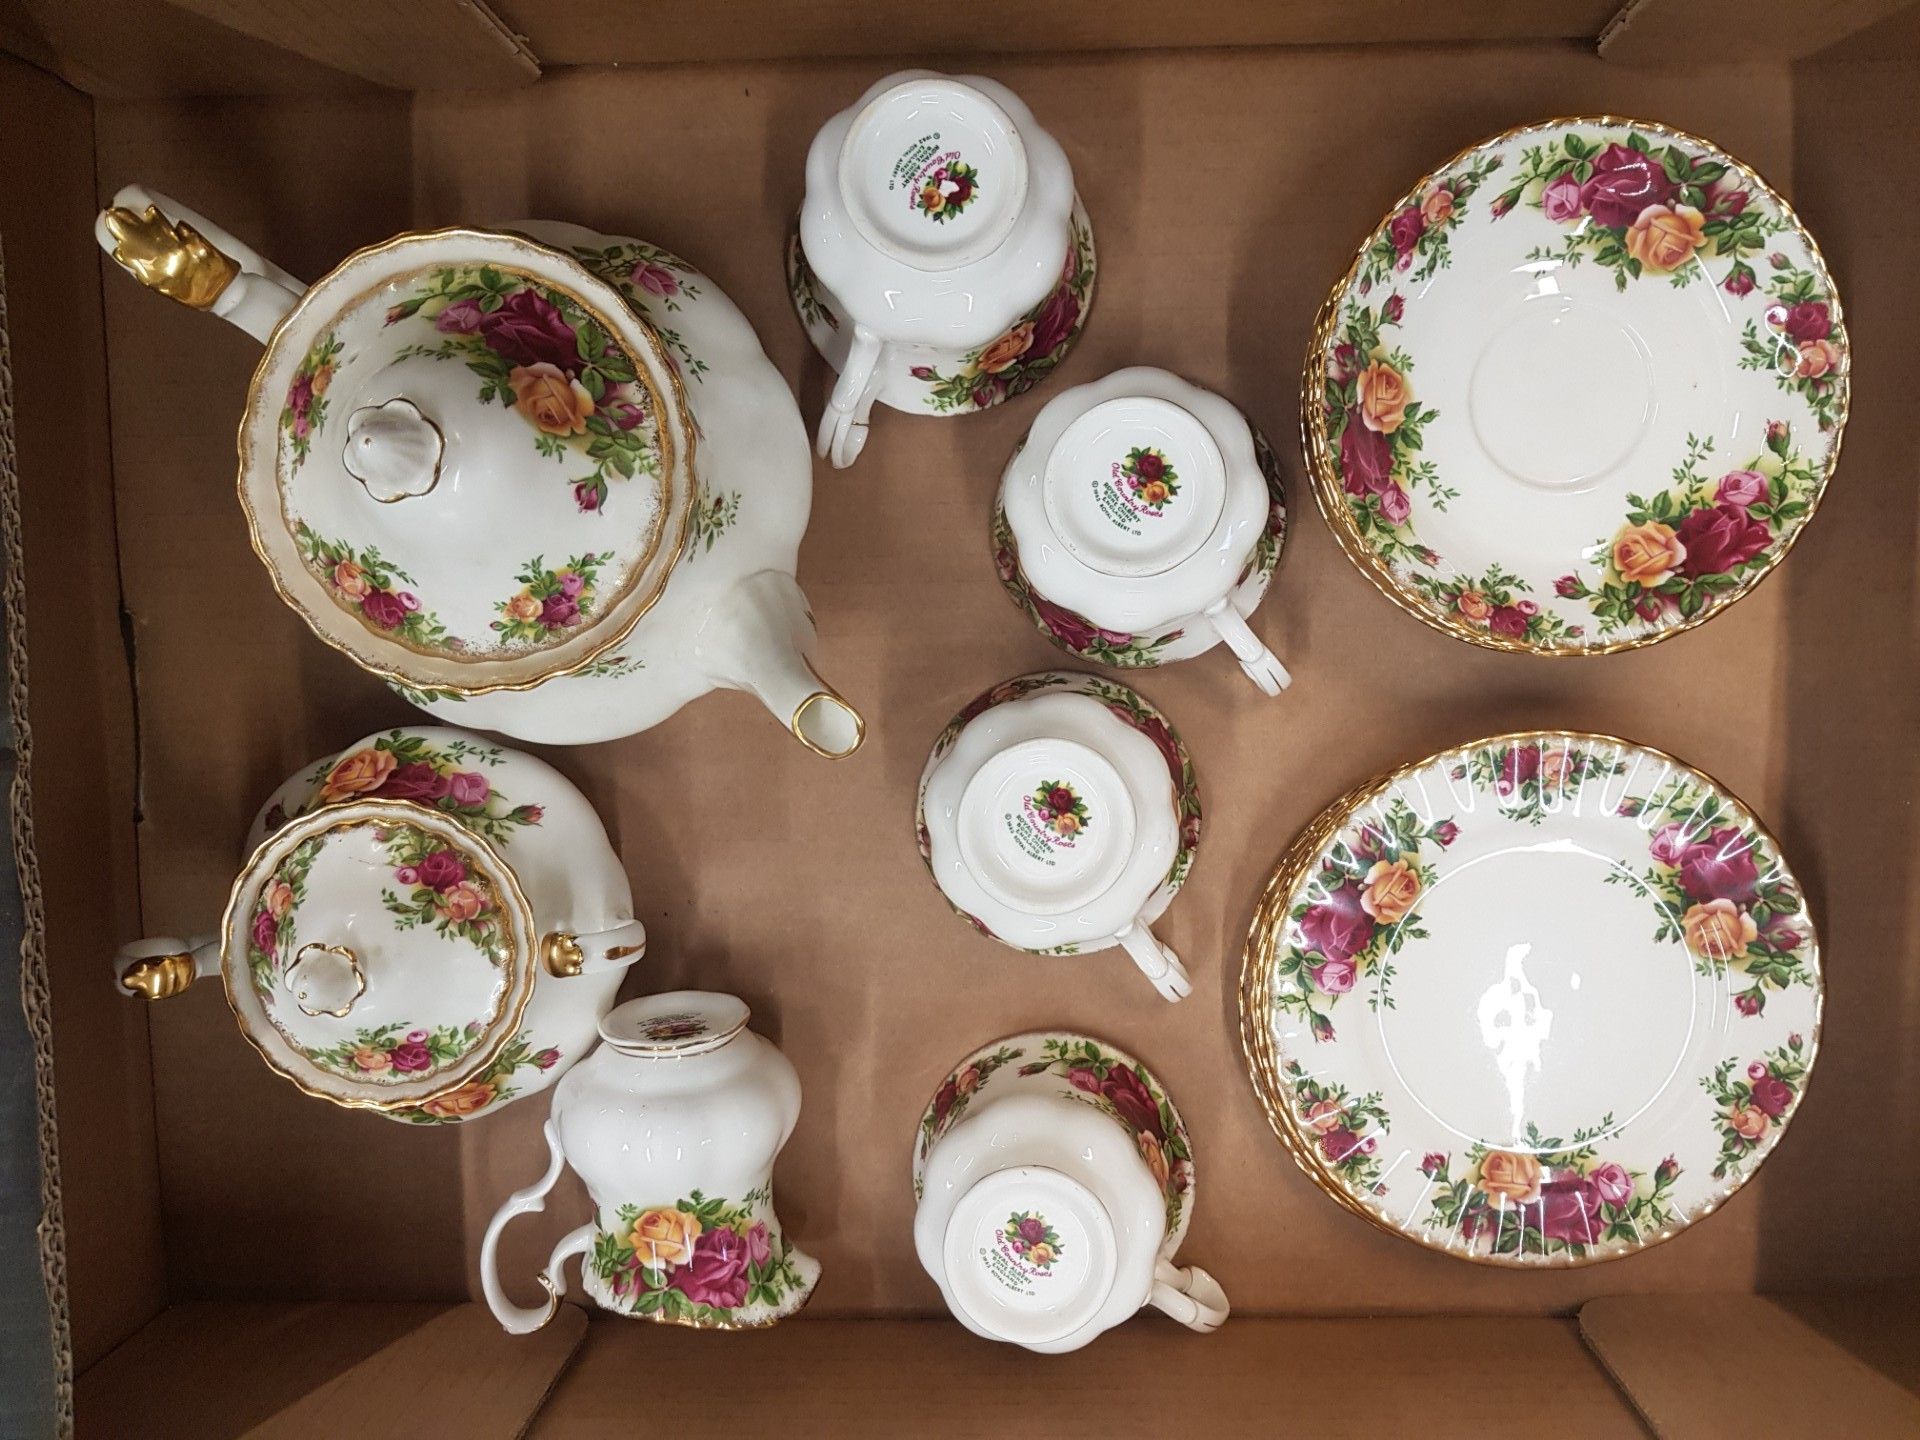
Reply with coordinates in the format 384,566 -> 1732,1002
692,571 -> 864,758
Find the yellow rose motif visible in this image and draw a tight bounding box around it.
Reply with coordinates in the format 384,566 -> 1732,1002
1355,360 -> 1412,434
1137,1129 -> 1171,1190
975,322 -> 1034,376
509,362 -> 595,436
920,184 -> 944,214
264,879 -> 295,920
1359,858 -> 1421,924
1476,1150 -> 1543,1206
321,746 -> 397,803
1794,338 -> 1841,379
1624,204 -> 1707,274
1682,898 -> 1758,962
310,362 -> 334,397
332,560 -> 370,599
1729,1103 -> 1770,1140
1612,520 -> 1687,587
1455,590 -> 1492,623
630,1207 -> 703,1270
1538,746 -> 1576,790
351,1045 -> 390,1073
504,592 -> 542,622
1420,187 -> 1454,226
1139,480 -> 1171,506
1302,1098 -> 1343,1135
1051,813 -> 1081,837
955,1064 -> 983,1096
417,1081 -> 494,1119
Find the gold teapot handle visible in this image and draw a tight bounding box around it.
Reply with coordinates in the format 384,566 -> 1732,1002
540,920 -> 647,979
94,185 -> 303,343
115,937 -> 220,1001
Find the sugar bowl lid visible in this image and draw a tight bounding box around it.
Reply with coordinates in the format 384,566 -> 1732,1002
220,797 -> 540,1110
599,991 -> 750,1057
238,228 -> 697,695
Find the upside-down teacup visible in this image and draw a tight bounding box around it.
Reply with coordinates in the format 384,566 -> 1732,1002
994,366 -> 1291,694
789,70 -> 1096,467
913,1030 -> 1227,1353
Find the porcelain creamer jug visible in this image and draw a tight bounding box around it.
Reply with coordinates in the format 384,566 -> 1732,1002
112,726 -> 647,1123
482,991 -> 819,1332
95,188 -> 862,757
914,1031 -> 1227,1353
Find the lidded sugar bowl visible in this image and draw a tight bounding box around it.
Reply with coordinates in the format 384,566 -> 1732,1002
482,991 -> 819,1332
112,727 -> 648,1123
94,187 -> 862,757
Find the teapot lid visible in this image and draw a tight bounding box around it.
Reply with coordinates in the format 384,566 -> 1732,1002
220,797 -> 539,1111
237,228 -> 698,695
599,991 -> 749,1058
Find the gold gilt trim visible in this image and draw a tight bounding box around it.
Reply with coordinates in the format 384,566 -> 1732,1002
1238,728 -> 1827,1267
216,797 -> 542,1112
100,204 -> 241,310
1302,115 -> 1851,657
233,226 -> 699,696
118,950 -> 200,1000
790,670 -> 867,759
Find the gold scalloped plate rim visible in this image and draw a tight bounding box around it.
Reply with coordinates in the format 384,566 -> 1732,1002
1301,115 -> 1850,658
1238,728 -> 1827,1267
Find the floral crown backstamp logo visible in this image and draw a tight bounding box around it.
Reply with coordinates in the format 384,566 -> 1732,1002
1028,782 -> 1090,842
1002,1211 -> 1063,1271
1118,446 -> 1180,513
916,158 -> 980,221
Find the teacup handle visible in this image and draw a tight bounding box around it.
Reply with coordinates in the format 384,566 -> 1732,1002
1202,597 -> 1290,696
815,323 -> 887,468
1113,919 -> 1192,1002
480,1117 -> 593,1336
1148,1258 -> 1229,1334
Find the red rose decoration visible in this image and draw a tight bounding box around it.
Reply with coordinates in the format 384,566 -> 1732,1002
1676,826 -> 1760,903
377,761 -> 449,802
1537,1176 -> 1603,1244
413,848 -> 467,893
1780,301 -> 1831,342
1750,1073 -> 1794,1117
668,1226 -> 754,1311
1339,422 -> 1393,496
1299,882 -> 1374,964
1580,142 -> 1677,229
479,289 -> 584,374
1101,1064 -> 1165,1141
1028,286 -> 1082,359
1675,503 -> 1771,578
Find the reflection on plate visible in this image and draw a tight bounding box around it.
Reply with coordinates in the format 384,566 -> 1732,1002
1304,117 -> 1848,655
1240,731 -> 1821,1266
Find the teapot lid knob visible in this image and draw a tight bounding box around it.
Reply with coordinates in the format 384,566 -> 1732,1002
343,398 -> 444,503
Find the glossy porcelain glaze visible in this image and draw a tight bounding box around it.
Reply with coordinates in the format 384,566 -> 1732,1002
1242,731 -> 1821,1265
94,191 -> 860,756
916,672 -> 1201,1001
790,71 -> 1096,465
112,726 -> 647,1122
1306,118 -> 1847,654
913,1031 -> 1225,1353
481,992 -> 819,1332
995,368 -> 1290,693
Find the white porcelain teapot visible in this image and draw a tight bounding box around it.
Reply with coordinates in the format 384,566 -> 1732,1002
95,188 -> 862,757
112,727 -> 647,1123
482,991 -> 819,1333
913,1031 -> 1227,1353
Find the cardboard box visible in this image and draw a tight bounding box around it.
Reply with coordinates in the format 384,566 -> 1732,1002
2,2 -> 1916,1434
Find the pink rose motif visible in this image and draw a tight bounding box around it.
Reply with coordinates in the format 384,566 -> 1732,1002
1758,913 -> 1803,953
1589,1162 -> 1634,1207
1497,745 -> 1541,795
1723,265 -> 1756,297
559,571 -> 587,599
1676,826 -> 1759,903
1488,605 -> 1529,639
1377,483 -> 1412,525
1101,1064 -> 1166,1142
1031,593 -> 1125,654
533,1047 -> 561,1070
389,1038 -> 433,1073
479,289 -> 583,374
1706,180 -> 1749,215
394,865 -> 420,886
1734,989 -> 1765,1017
1537,1176 -> 1603,1244
1747,1061 -> 1769,1080
1029,286 -> 1082,359
435,299 -> 485,334
1299,882 -> 1374,965
1310,957 -> 1357,994
1065,1067 -> 1103,1096
1338,422 -> 1393,497
377,761 -> 449,803
629,262 -> 679,298
1779,301 -> 1831,342
1750,1073 -> 1794,1117
573,481 -> 603,512
1650,821 -> 1692,867
1765,420 -> 1790,452
1381,293 -> 1405,324
1580,142 -> 1677,229
910,365 -> 935,380
1432,821 -> 1459,847
1330,342 -> 1359,381
743,1221 -> 772,1267
1714,469 -> 1769,510
598,381 -> 649,432
1387,206 -> 1425,258
1319,1126 -> 1363,1163
251,908 -> 279,955
287,371 -> 314,421
444,771 -> 490,808
1419,1151 -> 1449,1178
1554,574 -> 1581,598
1542,172 -> 1587,223
413,848 -> 467,893
360,589 -> 409,630
668,1226 -> 753,1311
540,592 -> 582,629
1675,503 -> 1770,579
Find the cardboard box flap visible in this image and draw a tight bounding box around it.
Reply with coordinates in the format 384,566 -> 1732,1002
1580,1294 -> 1920,1438
1601,0 -> 1920,62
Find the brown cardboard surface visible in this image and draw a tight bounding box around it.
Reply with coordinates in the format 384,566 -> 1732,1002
1581,1295 -> 1920,1437
1601,0 -> 1918,61
85,39 -> 1916,1327
531,1314 -> 1648,1437
0,52 -> 161,1373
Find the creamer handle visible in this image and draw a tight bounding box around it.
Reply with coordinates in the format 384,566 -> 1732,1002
1113,918 -> 1192,1003
1148,1259 -> 1229,1334
95,185 -> 303,343
481,1118 -> 591,1335
1202,597 -> 1290,696
815,323 -> 887,468
114,936 -> 220,1000
540,919 -> 648,979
